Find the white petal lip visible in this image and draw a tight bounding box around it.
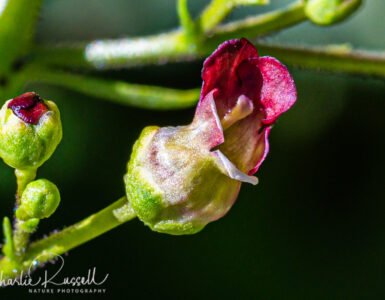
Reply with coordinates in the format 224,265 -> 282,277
212,150 -> 258,185
194,90 -> 259,185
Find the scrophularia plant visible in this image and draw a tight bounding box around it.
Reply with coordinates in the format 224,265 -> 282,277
0,38 -> 296,280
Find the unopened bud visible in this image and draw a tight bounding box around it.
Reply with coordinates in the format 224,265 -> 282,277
16,179 -> 61,220
0,92 -> 62,170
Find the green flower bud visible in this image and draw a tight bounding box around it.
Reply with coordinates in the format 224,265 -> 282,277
16,179 -> 61,220
305,0 -> 362,25
0,92 -> 62,170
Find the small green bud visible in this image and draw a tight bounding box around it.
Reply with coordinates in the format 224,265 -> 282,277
0,92 -> 62,170
16,179 -> 61,220
305,0 -> 362,25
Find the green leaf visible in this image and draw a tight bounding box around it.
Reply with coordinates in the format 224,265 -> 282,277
0,0 -> 43,76
2,217 -> 15,259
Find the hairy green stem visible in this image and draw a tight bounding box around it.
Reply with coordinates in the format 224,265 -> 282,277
12,169 -> 37,258
0,0 -> 43,77
12,220 -> 33,258
0,196 -> 135,280
31,1 -> 305,69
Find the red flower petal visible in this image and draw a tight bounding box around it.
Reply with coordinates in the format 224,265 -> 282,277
196,39 -> 297,177
8,92 -> 49,125
201,38 -> 260,117
257,56 -> 297,123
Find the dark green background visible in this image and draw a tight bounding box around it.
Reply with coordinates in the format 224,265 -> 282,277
1,0 -> 385,299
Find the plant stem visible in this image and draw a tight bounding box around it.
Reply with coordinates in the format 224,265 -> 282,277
0,196 -> 135,280
15,168 -> 37,205
255,42 -> 385,78
12,220 -> 33,257
205,0 -> 305,46
177,0 -> 197,40
31,39 -> 385,79
198,0 -> 269,34
12,168 -> 37,258
2,65 -> 201,110
31,1 -> 306,69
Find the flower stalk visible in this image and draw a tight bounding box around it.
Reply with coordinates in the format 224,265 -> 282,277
0,196 -> 136,280
31,1 -> 306,69
29,1 -> 385,79
15,169 -> 37,204
13,168 -> 37,257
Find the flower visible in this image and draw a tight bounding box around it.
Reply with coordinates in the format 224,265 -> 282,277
124,38 -> 297,235
0,92 -> 62,170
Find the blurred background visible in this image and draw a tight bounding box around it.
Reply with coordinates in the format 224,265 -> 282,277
1,0 -> 385,299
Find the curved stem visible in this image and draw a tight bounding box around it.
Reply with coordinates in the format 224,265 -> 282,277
204,0 -> 305,45
0,196 -> 135,280
198,0 -> 268,34
31,1 -> 306,69
3,65 -> 201,110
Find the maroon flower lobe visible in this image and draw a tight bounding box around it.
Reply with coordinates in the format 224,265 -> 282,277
195,38 -> 297,175
8,92 -> 48,125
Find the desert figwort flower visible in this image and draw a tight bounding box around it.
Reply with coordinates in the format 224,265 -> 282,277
0,92 -> 62,171
124,38 -> 296,235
